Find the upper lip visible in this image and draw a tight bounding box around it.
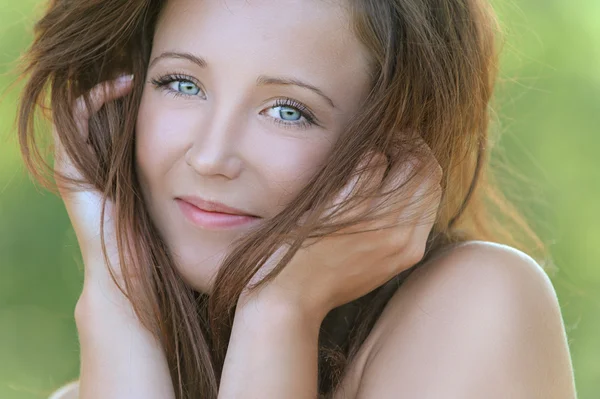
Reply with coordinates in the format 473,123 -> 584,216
177,195 -> 259,217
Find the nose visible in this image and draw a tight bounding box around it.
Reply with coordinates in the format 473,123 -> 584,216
184,109 -> 244,180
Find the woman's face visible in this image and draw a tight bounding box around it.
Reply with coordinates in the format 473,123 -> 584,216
136,0 -> 372,293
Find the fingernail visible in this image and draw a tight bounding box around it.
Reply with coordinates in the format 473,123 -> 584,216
116,74 -> 134,83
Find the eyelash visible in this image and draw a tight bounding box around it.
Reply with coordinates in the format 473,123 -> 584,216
150,72 -> 205,99
149,72 -> 319,129
270,98 -> 317,129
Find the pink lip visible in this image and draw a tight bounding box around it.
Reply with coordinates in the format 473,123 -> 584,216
175,198 -> 261,230
177,195 -> 257,216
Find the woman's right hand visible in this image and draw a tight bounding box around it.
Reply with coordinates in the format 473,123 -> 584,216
56,77 -> 177,399
53,74 -> 134,287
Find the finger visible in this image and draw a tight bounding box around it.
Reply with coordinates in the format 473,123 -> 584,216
55,74 -> 135,158
294,152 -> 386,238
397,138 -> 443,223
73,74 -> 134,122
404,182 -> 442,264
324,151 -> 387,222
410,179 -> 442,227
385,136 -> 441,195
379,180 -> 442,268
413,135 -> 442,184
372,138 -> 442,223
53,75 -> 134,190
369,156 -> 421,222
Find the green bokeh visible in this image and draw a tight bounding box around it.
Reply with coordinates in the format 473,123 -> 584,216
1,1 -> 598,398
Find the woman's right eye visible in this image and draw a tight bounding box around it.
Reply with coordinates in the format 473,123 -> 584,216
167,80 -> 201,96
151,74 -> 206,98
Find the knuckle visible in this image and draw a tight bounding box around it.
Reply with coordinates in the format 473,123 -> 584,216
385,228 -> 426,265
408,240 -> 427,264
73,97 -> 89,121
377,227 -> 408,259
435,163 -> 443,179
73,81 -> 111,120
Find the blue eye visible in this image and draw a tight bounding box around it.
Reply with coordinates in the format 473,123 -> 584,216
168,80 -> 201,96
261,98 -> 318,130
266,105 -> 302,121
150,73 -> 205,98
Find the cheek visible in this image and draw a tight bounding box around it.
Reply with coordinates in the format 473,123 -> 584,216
135,93 -> 193,191
255,135 -> 334,215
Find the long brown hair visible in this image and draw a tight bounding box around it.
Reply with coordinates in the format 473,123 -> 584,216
17,0 -> 547,397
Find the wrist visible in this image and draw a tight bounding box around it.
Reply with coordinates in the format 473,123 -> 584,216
75,281 -> 136,327
236,285 -> 327,328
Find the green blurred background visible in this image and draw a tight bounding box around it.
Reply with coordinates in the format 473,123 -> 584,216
1,1 -> 598,398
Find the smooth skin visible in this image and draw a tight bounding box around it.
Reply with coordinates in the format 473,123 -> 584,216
56,0 -> 576,398
57,76 -> 176,399
135,0 -> 373,294
66,79 -> 576,399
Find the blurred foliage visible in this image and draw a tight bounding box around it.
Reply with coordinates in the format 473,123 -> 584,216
0,1 -> 598,398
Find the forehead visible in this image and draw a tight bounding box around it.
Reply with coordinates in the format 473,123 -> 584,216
155,0 -> 355,51
152,0 -> 371,109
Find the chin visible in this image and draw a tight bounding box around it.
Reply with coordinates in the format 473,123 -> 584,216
171,249 -> 227,295
175,262 -> 218,294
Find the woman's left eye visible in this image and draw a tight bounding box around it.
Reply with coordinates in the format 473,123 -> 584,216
262,99 -> 317,129
265,105 -> 303,122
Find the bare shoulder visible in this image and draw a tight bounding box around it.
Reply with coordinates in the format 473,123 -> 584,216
339,241 -> 576,399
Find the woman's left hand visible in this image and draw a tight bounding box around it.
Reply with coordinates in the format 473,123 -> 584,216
239,143 -> 443,321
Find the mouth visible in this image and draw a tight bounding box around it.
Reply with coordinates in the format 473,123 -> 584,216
176,195 -> 258,216
175,198 -> 261,230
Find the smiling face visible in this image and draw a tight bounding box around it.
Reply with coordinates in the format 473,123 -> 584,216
135,0 -> 372,293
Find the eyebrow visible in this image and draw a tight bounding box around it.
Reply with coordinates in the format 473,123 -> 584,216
256,76 -> 335,108
149,51 -> 208,69
148,51 -> 335,108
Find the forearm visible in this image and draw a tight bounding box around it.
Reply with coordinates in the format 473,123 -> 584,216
75,269 -> 175,399
217,296 -> 322,399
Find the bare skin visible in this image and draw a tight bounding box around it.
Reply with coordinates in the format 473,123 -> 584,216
54,77 -> 175,399
51,242 -> 580,398
333,241 -> 577,399
135,0 -> 373,293
57,79 -> 576,399
50,0 -> 576,398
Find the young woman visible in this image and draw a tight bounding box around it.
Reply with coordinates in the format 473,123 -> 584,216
18,0 -> 576,398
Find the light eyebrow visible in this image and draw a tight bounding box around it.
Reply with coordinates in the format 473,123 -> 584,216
149,51 -> 208,69
256,75 -> 335,108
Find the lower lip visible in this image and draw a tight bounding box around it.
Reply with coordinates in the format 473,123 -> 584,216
175,199 -> 260,229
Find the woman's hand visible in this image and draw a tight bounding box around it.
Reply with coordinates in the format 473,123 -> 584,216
53,74 -> 134,286
55,76 -> 176,399
240,145 -> 443,321
221,145 -> 442,398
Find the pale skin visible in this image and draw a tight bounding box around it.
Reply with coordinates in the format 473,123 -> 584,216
52,0 -> 576,398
